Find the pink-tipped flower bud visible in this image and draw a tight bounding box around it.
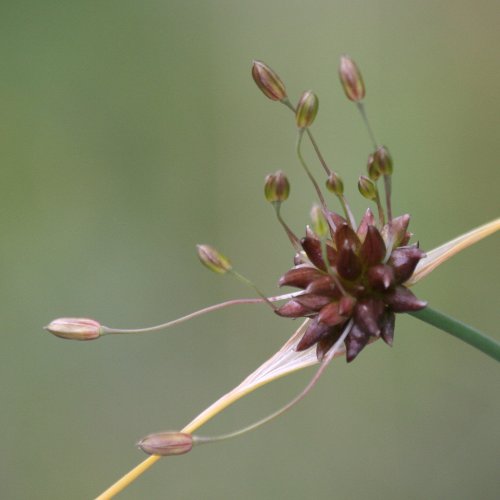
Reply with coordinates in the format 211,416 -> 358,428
196,244 -> 232,274
264,170 -> 290,203
373,145 -> 393,175
358,175 -> 378,201
367,153 -> 381,181
339,55 -> 365,102
138,431 -> 193,456
325,172 -> 344,195
310,204 -> 328,238
45,317 -> 102,341
295,91 -> 319,129
251,60 -> 287,101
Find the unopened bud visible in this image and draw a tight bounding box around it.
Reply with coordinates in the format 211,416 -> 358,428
138,431 -> 193,456
310,204 -> 328,238
264,170 -> 290,203
251,60 -> 287,101
325,172 -> 344,195
373,146 -> 393,175
296,91 -> 319,129
367,153 -> 381,181
45,317 -> 102,341
197,244 -> 232,274
358,175 -> 378,201
339,55 -> 365,102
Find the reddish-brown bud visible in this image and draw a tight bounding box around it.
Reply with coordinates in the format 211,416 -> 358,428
278,266 -> 324,289
373,146 -> 393,175
359,225 -> 386,266
388,245 -> 425,283
380,310 -> 395,346
138,432 -> 193,456
356,208 -> 376,241
318,301 -> 345,326
264,170 -> 290,203
367,264 -> 395,291
275,300 -> 312,318
336,240 -> 362,281
251,60 -> 287,101
384,286 -> 427,312
196,244 -> 232,274
354,299 -> 385,337
334,224 -> 361,252
345,323 -> 369,362
296,90 -> 319,129
296,317 -> 331,351
339,55 -> 365,102
45,318 -> 102,341
295,293 -> 332,311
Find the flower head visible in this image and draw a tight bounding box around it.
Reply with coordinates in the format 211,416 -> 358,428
276,209 -> 426,361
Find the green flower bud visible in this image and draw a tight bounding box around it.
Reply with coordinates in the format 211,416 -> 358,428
45,317 -> 102,341
310,204 -> 328,238
325,172 -> 344,195
138,432 -> 193,456
339,55 -> 365,102
196,244 -> 232,274
251,60 -> 287,101
358,175 -> 378,200
295,91 -> 319,129
264,170 -> 290,203
373,145 -> 393,175
367,153 -> 381,181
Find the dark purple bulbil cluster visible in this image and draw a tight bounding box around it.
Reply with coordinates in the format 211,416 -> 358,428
276,209 -> 427,362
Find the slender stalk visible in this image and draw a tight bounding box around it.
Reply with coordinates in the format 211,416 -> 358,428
282,98 -> 331,176
409,306 -> 500,362
383,175 -> 393,221
194,322 -> 351,444
102,293 -> 300,335
229,270 -> 277,310
374,191 -> 385,227
296,131 -> 328,208
356,101 -> 377,149
274,203 -> 301,251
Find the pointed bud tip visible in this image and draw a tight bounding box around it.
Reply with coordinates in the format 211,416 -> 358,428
339,55 -> 365,102
196,244 -> 232,274
251,60 -> 287,101
45,317 -> 102,341
138,431 -> 193,456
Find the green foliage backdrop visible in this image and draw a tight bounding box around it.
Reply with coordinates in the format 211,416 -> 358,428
1,1 -> 498,498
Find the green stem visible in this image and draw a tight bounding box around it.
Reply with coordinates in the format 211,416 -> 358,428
409,306 -> 500,362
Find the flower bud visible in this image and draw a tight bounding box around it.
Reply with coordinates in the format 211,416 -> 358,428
251,60 -> 287,101
138,432 -> 193,456
357,175 -> 378,201
196,244 -> 232,274
310,205 -> 328,238
45,317 -> 102,341
264,170 -> 290,203
339,55 -> 365,102
295,91 -> 319,129
373,146 -> 393,175
325,172 -> 344,195
367,153 -> 381,181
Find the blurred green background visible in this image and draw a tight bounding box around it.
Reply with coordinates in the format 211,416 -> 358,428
1,1 -> 499,499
